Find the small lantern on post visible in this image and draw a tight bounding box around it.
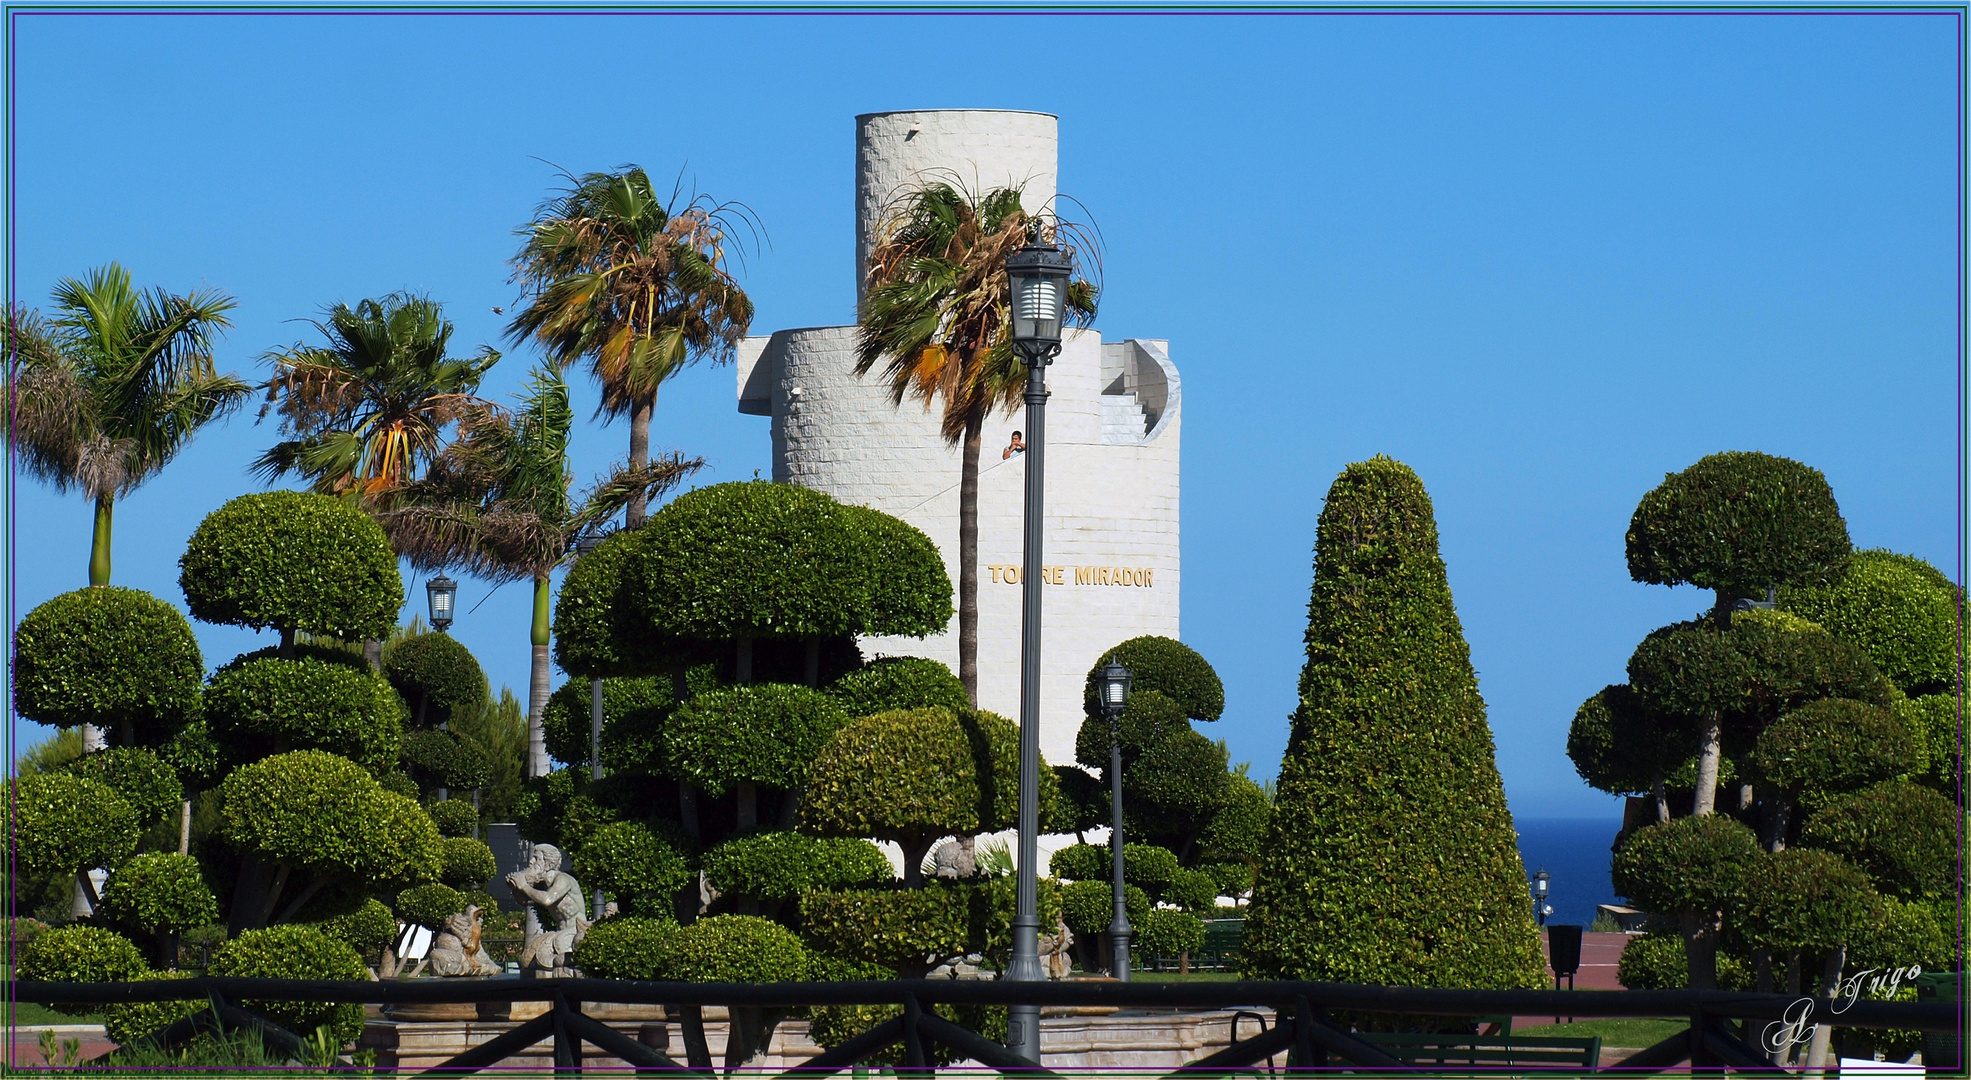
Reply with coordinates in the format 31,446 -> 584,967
426,574 -> 458,634
1532,868 -> 1552,926
1097,661 -> 1134,980
1006,240 -> 1073,359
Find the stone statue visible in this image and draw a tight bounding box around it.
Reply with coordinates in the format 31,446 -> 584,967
507,843 -> 590,977
427,904 -> 501,977
929,835 -> 977,880
1038,914 -> 1075,980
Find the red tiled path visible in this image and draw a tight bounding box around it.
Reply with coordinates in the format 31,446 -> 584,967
7,1026 -> 117,1069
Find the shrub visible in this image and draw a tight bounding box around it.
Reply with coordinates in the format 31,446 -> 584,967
427,798 -> 478,838
802,706 -> 1054,885
1075,689 -> 1189,771
541,676 -> 673,770
12,586 -> 202,737
18,924 -> 148,982
551,527 -> 688,678
64,746 -> 183,827
309,898 -> 397,958
703,832 -> 892,902
11,772 -> 139,878
572,821 -> 691,917
1084,636 -> 1224,722
1626,451 -> 1851,605
1050,843 -> 1178,891
1847,895 -> 1951,973
216,642 -> 371,675
1897,693 -> 1961,791
1754,699 -> 1914,808
574,916 -> 679,980
1778,550 -> 1961,696
800,885 -> 972,977
1163,867 -> 1220,914
1616,933 -> 1753,991
1800,780 -> 1956,898
205,657 -> 405,772
1566,684 -> 1687,797
1059,879 -> 1149,937
1137,908 -> 1207,958
658,914 -> 809,982
221,751 -> 441,893
99,852 -> 219,937
663,683 -> 847,796
1202,861 -> 1255,899
401,728 -> 490,791
1052,765 -> 1109,836
1730,848 -> 1880,958
826,656 -> 969,717
1244,457 -> 1545,990
104,970 -> 201,1046
396,883 -> 466,931
179,491 -> 402,640
836,503 -> 954,639
1612,814 -> 1761,916
1201,772 -> 1271,864
1050,843 -> 1105,882
209,925 -> 367,1044
438,837 -> 498,891
1125,728 -> 1231,845
384,633 -> 488,727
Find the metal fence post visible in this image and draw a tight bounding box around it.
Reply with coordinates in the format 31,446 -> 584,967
553,990 -> 581,1073
902,992 -> 928,1071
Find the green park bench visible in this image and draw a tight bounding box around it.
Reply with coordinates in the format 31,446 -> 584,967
1356,1031 -> 1603,1069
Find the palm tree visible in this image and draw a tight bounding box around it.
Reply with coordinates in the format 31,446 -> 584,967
5,263 -> 248,588
386,365 -> 701,776
856,183 -> 1097,703
507,166 -> 755,527
254,292 -> 499,504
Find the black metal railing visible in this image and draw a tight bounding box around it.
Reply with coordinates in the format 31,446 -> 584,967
12,975 -> 1960,1076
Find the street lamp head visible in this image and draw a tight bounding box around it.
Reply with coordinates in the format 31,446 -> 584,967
574,534 -> 603,558
1097,662 -> 1133,717
426,573 -> 458,633
1533,869 -> 1550,896
1006,241 -> 1072,352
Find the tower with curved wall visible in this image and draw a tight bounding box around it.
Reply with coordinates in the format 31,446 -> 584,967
737,110 -> 1180,770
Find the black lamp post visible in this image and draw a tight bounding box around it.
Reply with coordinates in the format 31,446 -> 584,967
572,536 -> 606,783
1096,662 -> 1134,980
1533,868 -> 1552,926
1003,236 -> 1073,1065
426,574 -> 458,633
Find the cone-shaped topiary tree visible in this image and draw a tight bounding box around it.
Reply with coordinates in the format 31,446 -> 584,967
1242,457 -> 1545,991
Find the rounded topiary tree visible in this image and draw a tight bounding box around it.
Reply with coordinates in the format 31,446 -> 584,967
1799,779 -> 1957,900
551,527 -> 686,679
97,851 -> 219,968
13,586 -> 203,746
179,490 -> 402,648
427,798 -> 478,838
395,883 -> 467,931
664,683 -> 848,828
204,656 -> 406,771
703,832 -> 892,916
209,924 -> 367,1044
801,706 -> 1052,885
1075,689 -> 1189,774
11,773 -> 139,912
1611,813 -> 1762,989
310,897 -> 399,964
1124,727 -> 1230,858
64,746 -> 184,828
17,924 -> 149,1013
836,503 -> 954,640
384,632 -> 489,728
437,836 -> 498,891
572,820 -> 692,918
401,728 -> 490,796
1084,636 -> 1224,722
1137,908 -> 1208,972
1730,847 -> 1880,1031
1243,457 -> 1545,991
826,656 -> 970,718
659,915 -> 812,1071
1753,699 -> 1915,844
574,916 -> 679,980
540,675 -> 672,770
1779,550 -> 1961,697
1200,771 -> 1271,872
1566,684 -> 1688,822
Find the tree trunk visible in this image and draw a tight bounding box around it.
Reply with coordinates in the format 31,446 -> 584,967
804,638 -> 820,687
279,625 -> 295,661
1691,712 -> 1723,816
900,837 -> 933,888
1805,947 -> 1846,1077
957,417 -> 983,705
678,1006 -> 713,1072
89,493 -> 113,586
528,574 -> 552,777
364,638 -> 383,674
736,782 -> 758,831
735,637 -> 752,683
626,397 -> 654,528
1679,909 -> 1720,990
679,784 -> 700,843
178,800 -> 192,856
1652,779 -> 1670,824
80,723 -> 106,754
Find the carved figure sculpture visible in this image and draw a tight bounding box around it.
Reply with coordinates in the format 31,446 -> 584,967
929,835 -> 977,880
427,904 -> 502,977
507,843 -> 590,977
1038,914 -> 1075,980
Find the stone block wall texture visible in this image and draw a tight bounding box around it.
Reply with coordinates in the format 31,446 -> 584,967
735,109 -> 1178,771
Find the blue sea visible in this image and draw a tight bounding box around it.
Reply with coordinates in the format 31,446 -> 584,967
1513,817 -> 1626,928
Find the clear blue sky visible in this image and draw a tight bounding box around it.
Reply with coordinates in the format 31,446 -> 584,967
6,10 -> 1962,818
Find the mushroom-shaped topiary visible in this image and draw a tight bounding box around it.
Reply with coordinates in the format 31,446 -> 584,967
437,837 -> 498,891
401,728 -> 490,794
427,798 -> 478,838
209,924 -> 367,1044
1083,636 -> 1224,722
1136,907 -> 1208,968
551,527 -> 688,679
395,883 -> 466,931
1565,684 -> 1690,806
1754,698 -> 1915,826
179,490 -> 402,643
384,632 -> 489,728
1200,771 -> 1271,867
1800,779 -> 1957,900
836,503 -> 953,639
17,925 -> 148,1013
11,773 -> 139,903
703,832 -> 893,910
540,675 -> 673,771
571,821 -> 691,918
1730,848 -> 1880,994
64,746 -> 184,828
664,682 -> 848,827
574,916 -> 679,980
309,897 -> 399,960
98,851 -> 219,967
204,656 -> 407,772
800,706 -> 1054,885
1779,550 -> 1962,697
1123,727 -> 1231,855
13,586 -> 203,745
826,656 -> 969,718
1611,814 -> 1762,989
659,914 -> 812,1071
1075,689 -> 1189,772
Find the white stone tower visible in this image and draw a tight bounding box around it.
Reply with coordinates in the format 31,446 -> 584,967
737,110 -> 1180,770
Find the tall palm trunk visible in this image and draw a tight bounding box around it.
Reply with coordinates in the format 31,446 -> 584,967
89,493 -> 113,585
626,396 -> 653,528
528,573 -> 552,776
957,414 -> 983,705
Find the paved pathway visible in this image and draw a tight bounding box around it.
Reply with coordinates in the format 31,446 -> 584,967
7,1024 -> 116,1069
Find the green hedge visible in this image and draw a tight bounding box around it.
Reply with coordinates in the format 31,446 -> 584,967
703,832 -> 892,902
1778,550 -> 1961,696
13,586 -> 203,735
11,772 -> 139,878
18,924 -> 148,982
98,852 -> 218,936
800,885 -> 971,975
396,883 -> 467,931
659,914 -> 809,982
104,970 -> 201,1046
1729,848 -> 1879,957
1800,780 -> 1956,899
64,746 -> 183,827
1616,933 -> 1753,991
574,916 -> 679,980
1626,451 -> 1851,605
438,837 -> 498,890
571,821 -> 691,917
664,683 -> 847,795
209,924 -> 367,1043
401,728 -> 490,791
1243,457 -> 1545,990
309,897 -> 398,958
220,750 -> 441,890
826,656 -> 969,717
427,798 -> 478,838
1084,636 -> 1224,722
180,490 -> 403,641
384,632 -> 489,726
205,656 -> 406,772
541,676 -> 673,770
1137,908 -> 1207,957
1754,699 -> 1914,808
1613,814 -> 1761,916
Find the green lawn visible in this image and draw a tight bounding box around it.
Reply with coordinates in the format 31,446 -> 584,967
10,1001 -> 101,1026
1128,970 -> 1242,982
1514,1017 -> 1686,1047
